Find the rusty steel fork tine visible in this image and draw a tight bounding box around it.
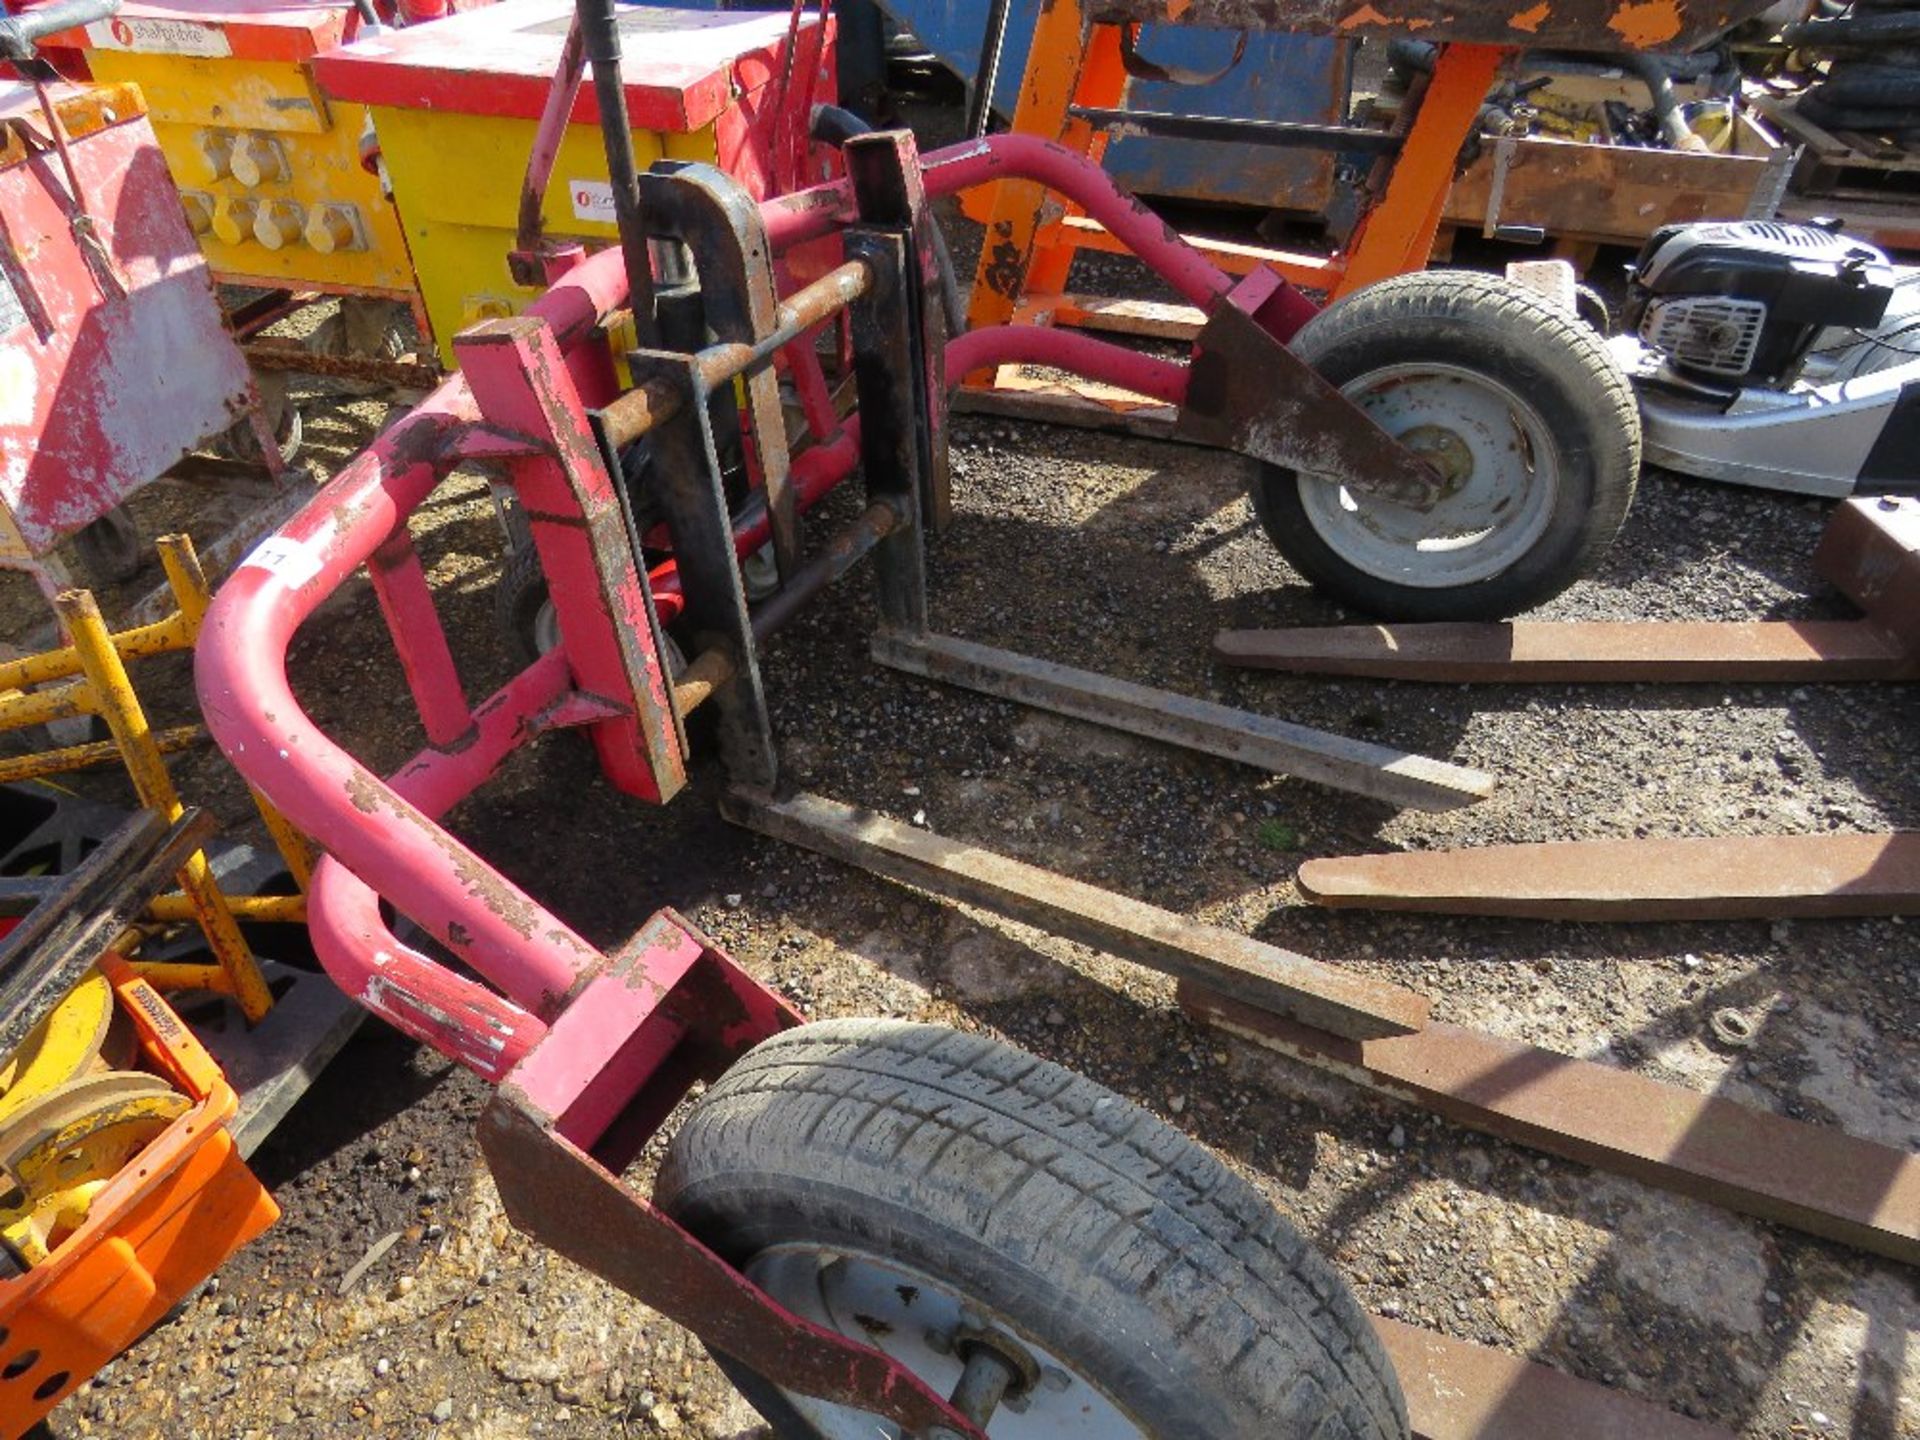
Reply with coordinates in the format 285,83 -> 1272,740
1298,832 -> 1920,922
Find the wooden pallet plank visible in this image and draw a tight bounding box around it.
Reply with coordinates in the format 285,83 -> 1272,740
952,381 -> 1181,439
1052,293 -> 1209,342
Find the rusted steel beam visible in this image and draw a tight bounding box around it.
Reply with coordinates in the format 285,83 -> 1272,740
1218,495 -> 1920,684
872,630 -> 1494,812
0,808 -> 216,1059
1182,984 -> 1920,1266
1084,0 -> 1776,50
242,338 -> 441,391
1298,833 -> 1920,920
1373,1320 -> 1735,1440
1071,106 -> 1404,155
722,790 -> 1431,1040
1213,619 -> 1918,683
223,288 -> 304,339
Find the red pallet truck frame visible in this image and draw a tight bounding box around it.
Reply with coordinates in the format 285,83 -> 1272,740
193,0 -> 1896,1434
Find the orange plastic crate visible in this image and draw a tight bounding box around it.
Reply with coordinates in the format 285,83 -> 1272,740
0,958 -> 279,1438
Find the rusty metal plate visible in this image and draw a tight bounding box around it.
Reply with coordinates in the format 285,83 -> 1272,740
1298,832 -> 1920,920
478,1094 -> 986,1439
1373,1319 -> 1735,1440
1085,0 -> 1777,51
1814,495 -> 1920,653
725,789 -> 1433,1041
1182,983 -> 1920,1266
1213,620 -> 1918,683
1175,294 -> 1443,507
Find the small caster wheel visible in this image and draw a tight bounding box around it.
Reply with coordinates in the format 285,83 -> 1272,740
494,542 -> 686,676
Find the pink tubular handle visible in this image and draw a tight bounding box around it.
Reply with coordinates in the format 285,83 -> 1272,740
304,648 -> 578,1082
198,134 -> 1223,1077
198,255 -> 634,1047
764,133 -> 1237,314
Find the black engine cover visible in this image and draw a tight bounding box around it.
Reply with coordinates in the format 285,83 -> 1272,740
1626,221 -> 1895,386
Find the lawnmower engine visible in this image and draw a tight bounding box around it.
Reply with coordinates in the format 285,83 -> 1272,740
1616,219 -> 1920,496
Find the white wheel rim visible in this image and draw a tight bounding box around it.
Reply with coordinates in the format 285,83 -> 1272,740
532,601 -> 685,680
743,1245 -> 1149,1438
532,598 -> 563,657
1297,362 -> 1561,589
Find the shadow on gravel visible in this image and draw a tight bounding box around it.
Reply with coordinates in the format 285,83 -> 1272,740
246,1023 -> 468,1192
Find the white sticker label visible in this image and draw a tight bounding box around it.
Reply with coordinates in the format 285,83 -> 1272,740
86,16 -> 232,57
567,179 -> 618,225
240,535 -> 323,589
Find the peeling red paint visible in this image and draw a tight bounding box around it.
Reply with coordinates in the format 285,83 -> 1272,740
1,84 -> 250,571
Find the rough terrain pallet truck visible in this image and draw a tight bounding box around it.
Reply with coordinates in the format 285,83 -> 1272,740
191,0 -> 1913,1436
194,121 -> 1411,1439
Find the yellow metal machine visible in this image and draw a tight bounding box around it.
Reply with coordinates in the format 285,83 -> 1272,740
312,0 -> 831,364
52,1 -> 828,368
60,0 -> 418,305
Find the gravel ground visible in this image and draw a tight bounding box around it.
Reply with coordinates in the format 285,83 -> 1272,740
11,153 -> 1918,1440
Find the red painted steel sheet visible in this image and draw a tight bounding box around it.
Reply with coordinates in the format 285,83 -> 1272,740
0,85 -> 251,558
312,0 -> 823,133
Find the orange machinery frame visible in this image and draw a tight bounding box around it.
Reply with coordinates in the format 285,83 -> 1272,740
959,0 -> 1502,414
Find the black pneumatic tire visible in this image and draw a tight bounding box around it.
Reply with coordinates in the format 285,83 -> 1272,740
494,541 -> 553,668
657,1019 -> 1408,1440
1813,68 -> 1920,108
73,505 -> 144,586
1253,269 -> 1640,622
1785,10 -> 1920,47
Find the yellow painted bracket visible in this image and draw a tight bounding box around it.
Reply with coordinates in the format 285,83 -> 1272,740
0,534 -> 317,1023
